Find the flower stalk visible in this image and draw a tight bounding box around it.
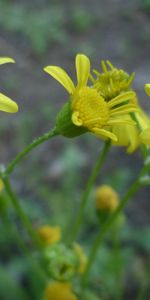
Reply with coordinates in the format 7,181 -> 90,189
69,140 -> 111,243
82,160 -> 150,285
1,176 -> 43,248
6,128 -> 58,175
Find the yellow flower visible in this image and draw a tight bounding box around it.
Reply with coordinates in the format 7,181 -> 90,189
44,282 -> 77,300
0,57 -> 18,113
44,54 -> 137,141
90,61 -> 150,152
38,225 -> 61,246
91,60 -> 135,101
96,185 -> 119,213
73,243 -> 87,274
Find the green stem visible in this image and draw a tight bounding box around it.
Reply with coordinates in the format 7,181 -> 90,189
136,257 -> 150,300
1,208 -> 46,282
1,208 -> 29,256
69,140 -> 111,243
6,127 -> 58,175
82,162 -> 150,285
111,228 -> 123,300
2,176 -> 43,249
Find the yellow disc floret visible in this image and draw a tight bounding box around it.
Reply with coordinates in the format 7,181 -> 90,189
71,87 -> 109,129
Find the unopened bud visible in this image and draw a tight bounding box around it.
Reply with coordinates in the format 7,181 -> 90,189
96,185 -> 119,213
37,225 -> 61,246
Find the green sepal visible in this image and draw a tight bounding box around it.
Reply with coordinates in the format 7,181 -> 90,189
55,101 -> 87,138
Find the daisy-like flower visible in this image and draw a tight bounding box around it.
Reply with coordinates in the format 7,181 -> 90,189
0,57 -> 18,113
44,54 -> 137,141
45,281 -> 77,300
90,60 -> 150,152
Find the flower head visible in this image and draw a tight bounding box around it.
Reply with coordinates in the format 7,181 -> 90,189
96,185 -> 119,213
37,225 -> 61,246
90,60 -> 150,152
43,243 -> 78,281
0,57 -> 18,113
45,282 -> 77,300
44,54 -> 137,141
91,60 -> 135,101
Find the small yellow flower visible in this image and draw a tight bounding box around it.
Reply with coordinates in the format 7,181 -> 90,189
38,225 -> 61,246
44,282 -> 77,300
44,54 -> 136,141
96,185 -> 119,212
73,243 -> 87,274
90,61 -> 150,152
0,57 -> 18,113
91,60 -> 135,101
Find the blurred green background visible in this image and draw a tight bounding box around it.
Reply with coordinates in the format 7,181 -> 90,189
0,0 -> 150,299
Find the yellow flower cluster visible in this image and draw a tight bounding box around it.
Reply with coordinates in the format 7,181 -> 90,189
44,53 -> 150,153
44,282 -> 77,300
0,57 -> 18,113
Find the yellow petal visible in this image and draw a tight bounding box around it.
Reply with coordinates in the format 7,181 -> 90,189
110,118 -> 139,152
107,118 -> 136,126
144,84 -> 150,97
93,127 -> 118,141
140,128 -> 150,146
44,66 -> 75,94
108,91 -> 136,108
72,111 -> 83,126
76,54 -> 90,87
0,57 -> 15,65
0,93 -> 18,113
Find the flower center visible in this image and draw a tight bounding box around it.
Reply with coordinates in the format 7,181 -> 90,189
71,87 -> 110,130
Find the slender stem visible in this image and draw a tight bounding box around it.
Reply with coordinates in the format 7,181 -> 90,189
1,207 -> 29,256
6,127 -> 58,175
82,162 -> 150,285
2,176 -> 43,248
69,140 -> 111,243
1,207 -> 47,282
136,256 -> 150,300
111,228 -> 123,300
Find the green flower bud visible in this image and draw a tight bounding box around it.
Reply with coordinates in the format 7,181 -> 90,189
42,243 -> 78,281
